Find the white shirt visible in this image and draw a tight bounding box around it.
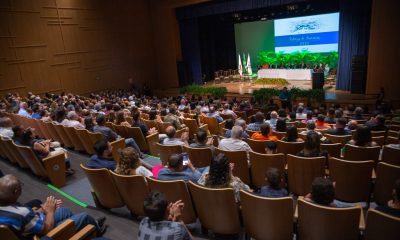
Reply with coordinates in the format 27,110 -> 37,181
218,138 -> 251,152
63,119 -> 84,129
135,166 -> 153,177
0,127 -> 13,139
17,108 -> 31,118
222,109 -> 237,119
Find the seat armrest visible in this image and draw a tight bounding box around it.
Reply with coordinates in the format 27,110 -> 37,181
69,224 -> 96,240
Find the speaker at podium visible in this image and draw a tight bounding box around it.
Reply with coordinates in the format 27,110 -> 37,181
312,72 -> 324,89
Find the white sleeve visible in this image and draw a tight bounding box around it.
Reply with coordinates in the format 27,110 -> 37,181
137,166 -> 153,177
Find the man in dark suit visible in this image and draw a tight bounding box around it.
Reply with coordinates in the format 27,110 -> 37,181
326,118 -> 352,135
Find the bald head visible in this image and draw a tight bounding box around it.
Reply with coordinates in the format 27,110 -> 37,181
166,126 -> 176,138
0,175 -> 22,205
231,125 -> 243,139
270,111 -> 278,119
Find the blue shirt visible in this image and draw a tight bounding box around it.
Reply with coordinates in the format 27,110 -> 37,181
0,204 -> 45,237
259,186 -> 288,198
247,122 -> 263,131
207,112 -> 223,123
17,109 -> 31,118
88,155 -> 116,170
31,113 -> 42,119
93,125 -> 118,141
158,167 -> 205,182
225,129 -> 249,139
138,217 -> 190,240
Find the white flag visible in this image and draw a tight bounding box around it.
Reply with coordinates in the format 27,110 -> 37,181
246,53 -> 252,75
238,54 -> 243,76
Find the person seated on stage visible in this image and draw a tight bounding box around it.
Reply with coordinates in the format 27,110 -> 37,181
275,118 -> 287,132
0,175 -> 107,238
348,125 -> 377,147
115,147 -> 153,177
266,111 -> 279,130
315,114 -> 330,129
251,123 -> 278,141
219,126 -> 251,153
88,139 -> 116,171
318,63 -> 324,73
282,126 -> 303,142
206,106 -> 223,123
313,62 -> 319,72
138,191 -> 192,240
247,112 -> 264,131
300,60 -> 306,69
326,118 -> 352,136
259,168 -> 288,198
352,107 -> 365,120
375,179 -> 400,217
305,177 -> 349,208
225,119 -> 249,139
365,114 -> 388,131
157,153 -> 205,182
324,64 -> 330,77
162,126 -> 189,146
221,103 -> 237,119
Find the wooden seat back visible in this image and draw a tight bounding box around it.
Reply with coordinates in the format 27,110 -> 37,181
156,143 -> 182,165
64,127 -> 85,151
277,140 -> 304,158
382,145 -> 400,166
374,162 -> 400,205
245,138 -> 273,154
343,144 -> 380,162
320,143 -> 342,159
126,126 -> 148,151
53,124 -> 74,148
215,148 -> 250,184
364,208 -> 400,240
183,146 -> 212,168
324,134 -> 352,146
249,151 -> 285,188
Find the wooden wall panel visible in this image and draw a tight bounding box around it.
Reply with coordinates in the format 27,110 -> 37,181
0,0 -> 155,95
366,0 -> 400,102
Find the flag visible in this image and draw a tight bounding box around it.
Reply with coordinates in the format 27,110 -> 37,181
246,53 -> 252,75
238,54 -> 243,76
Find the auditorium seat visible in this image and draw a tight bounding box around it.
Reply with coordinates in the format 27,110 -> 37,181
245,138 -> 272,154
183,146 -> 212,168
142,119 -> 157,131
245,129 -> 258,138
147,178 -> 196,224
372,136 -> 385,147
324,134 -> 352,146
386,136 -> 399,145
0,225 -> 19,240
16,145 -> 66,188
104,122 -> 115,131
69,224 -> 96,240
80,164 -> 125,209
75,129 -> 103,155
249,151 -> 285,188
110,172 -> 149,217
381,145 -> 400,166
125,126 -> 148,152
36,119 -> 53,140
363,208 -> 400,240
277,140 -> 304,160
112,123 -> 129,139
215,148 -> 250,184
156,121 -> 172,134
156,143 -> 182,165
110,138 -> 126,164
188,181 -> 241,235
145,132 -> 160,156
371,131 -> 387,137
287,154 -> 325,196
1,138 -> 21,167
234,111 -> 247,123
297,199 -> 363,240
64,127 -> 86,152
320,143 -> 342,159
240,191 -> 293,240
220,113 -> 233,120
373,162 -> 400,205
8,140 -> 29,169
44,122 -> 63,144
183,118 -> 208,139
343,144 -> 380,162
272,131 -> 286,139
53,124 -> 74,148
33,219 -> 76,240
329,158 -> 374,203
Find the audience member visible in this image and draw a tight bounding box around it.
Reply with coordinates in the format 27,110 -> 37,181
0,175 -> 107,238
282,126 -> 303,142
162,126 -> 189,146
324,108 -> 336,124
247,112 -> 264,131
345,120 -> 358,131
326,118 -> 351,135
259,168 -> 288,198
158,153 -> 205,182
198,153 -> 251,202
348,126 -> 377,147
131,111 -> 156,136
365,114 -> 388,131
352,107 -> 364,120
115,147 -> 152,177
375,179 -> 400,217
88,139 -> 116,170
189,129 -> 214,152
251,123 -> 278,141
305,177 -> 349,208
207,106 -> 223,123
138,191 -> 191,240
297,131 -> 327,158
296,107 -> 307,120
62,111 -> 84,128
219,126 -> 251,152
0,117 -> 14,139
265,141 -> 278,154
315,114 -> 330,129
221,103 -> 237,119
17,102 -> 31,118
266,111 -> 278,130
115,111 -> 131,127
275,118 -> 287,132
164,106 -> 184,130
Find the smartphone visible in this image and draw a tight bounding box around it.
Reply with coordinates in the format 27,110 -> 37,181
182,153 -> 189,165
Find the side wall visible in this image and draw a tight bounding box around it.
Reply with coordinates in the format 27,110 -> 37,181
0,0 -> 155,95
366,0 -> 400,101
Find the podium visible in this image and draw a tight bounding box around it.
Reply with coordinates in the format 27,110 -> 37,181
312,72 -> 324,89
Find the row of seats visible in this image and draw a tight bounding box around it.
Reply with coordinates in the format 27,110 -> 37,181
0,219 -> 96,240
80,164 -> 399,239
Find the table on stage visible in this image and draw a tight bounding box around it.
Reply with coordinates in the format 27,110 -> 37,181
257,69 -> 312,80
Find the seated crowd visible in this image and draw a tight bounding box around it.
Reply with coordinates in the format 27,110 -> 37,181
0,89 -> 400,239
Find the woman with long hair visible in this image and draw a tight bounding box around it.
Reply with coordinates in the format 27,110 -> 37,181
84,116 -> 95,132
348,125 -> 377,147
115,111 -> 130,127
282,126 -> 303,142
115,147 -> 152,177
198,153 -> 251,202
297,131 -> 326,157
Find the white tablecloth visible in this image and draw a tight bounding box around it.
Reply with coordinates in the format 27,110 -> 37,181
257,69 -> 312,80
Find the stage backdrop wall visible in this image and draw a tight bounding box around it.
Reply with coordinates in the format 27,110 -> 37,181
0,0 -> 155,96
366,0 -> 400,102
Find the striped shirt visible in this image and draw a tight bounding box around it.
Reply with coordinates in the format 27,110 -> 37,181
0,205 -> 45,237
138,217 -> 190,240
